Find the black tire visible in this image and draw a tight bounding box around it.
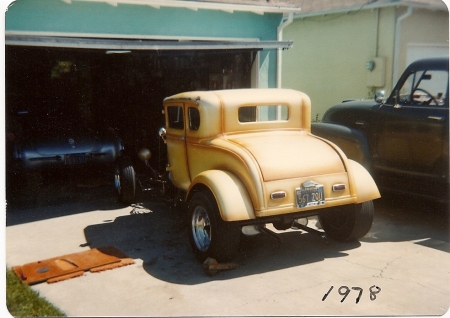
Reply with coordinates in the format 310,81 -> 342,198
115,158 -> 136,205
318,201 -> 374,241
188,190 -> 241,262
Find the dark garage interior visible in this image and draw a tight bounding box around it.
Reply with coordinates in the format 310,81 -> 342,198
5,45 -> 254,203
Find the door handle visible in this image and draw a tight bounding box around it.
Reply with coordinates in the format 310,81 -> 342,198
428,116 -> 444,121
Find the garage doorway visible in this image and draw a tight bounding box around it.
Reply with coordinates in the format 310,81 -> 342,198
5,46 -> 255,171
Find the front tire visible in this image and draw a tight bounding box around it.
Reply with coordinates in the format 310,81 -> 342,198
115,157 -> 136,205
188,190 -> 241,262
319,201 -> 374,241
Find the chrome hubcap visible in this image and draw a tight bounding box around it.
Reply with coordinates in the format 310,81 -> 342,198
191,206 -> 211,252
114,168 -> 121,194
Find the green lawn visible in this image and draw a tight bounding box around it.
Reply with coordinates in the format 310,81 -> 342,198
6,268 -> 66,317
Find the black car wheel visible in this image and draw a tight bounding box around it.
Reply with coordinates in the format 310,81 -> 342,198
115,157 -> 136,205
319,201 -> 374,241
188,190 -> 241,262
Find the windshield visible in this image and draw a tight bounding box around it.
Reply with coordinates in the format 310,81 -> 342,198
398,70 -> 448,106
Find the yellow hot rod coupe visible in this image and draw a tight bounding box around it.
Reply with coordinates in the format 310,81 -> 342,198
139,88 -> 380,262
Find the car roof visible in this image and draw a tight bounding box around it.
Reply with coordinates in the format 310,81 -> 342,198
164,88 -> 306,105
407,57 -> 449,72
164,88 -> 312,136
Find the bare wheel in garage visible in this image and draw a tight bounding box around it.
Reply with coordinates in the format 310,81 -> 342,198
115,157 -> 136,205
318,201 -> 374,241
188,190 -> 241,262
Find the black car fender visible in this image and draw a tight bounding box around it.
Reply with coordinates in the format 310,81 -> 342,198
311,122 -> 372,173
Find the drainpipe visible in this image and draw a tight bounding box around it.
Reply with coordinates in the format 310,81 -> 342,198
393,6 -> 413,87
277,12 -> 293,88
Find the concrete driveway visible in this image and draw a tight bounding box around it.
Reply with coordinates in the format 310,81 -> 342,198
5,178 -> 450,316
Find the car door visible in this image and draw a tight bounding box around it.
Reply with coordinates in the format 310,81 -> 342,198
164,102 -> 191,190
373,69 -> 449,179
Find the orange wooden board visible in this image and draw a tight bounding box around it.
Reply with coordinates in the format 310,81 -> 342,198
13,247 -> 130,285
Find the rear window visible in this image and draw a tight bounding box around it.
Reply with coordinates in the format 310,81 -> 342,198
238,105 -> 289,123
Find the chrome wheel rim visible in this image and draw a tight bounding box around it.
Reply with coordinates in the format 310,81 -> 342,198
114,168 -> 121,194
191,206 -> 211,252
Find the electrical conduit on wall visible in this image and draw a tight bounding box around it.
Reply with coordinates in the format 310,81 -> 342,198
277,12 -> 293,88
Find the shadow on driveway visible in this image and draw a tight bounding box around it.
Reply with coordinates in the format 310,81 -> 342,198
83,194 -> 449,285
362,193 -> 449,253
83,198 -> 361,285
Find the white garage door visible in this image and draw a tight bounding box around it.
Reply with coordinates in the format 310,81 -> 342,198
406,42 -> 449,65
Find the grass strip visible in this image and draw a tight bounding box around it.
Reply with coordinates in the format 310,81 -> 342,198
6,268 -> 66,317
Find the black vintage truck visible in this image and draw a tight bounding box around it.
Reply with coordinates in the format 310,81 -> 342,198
312,58 -> 449,203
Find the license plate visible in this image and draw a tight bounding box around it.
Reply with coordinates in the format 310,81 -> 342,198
65,154 -> 86,165
296,182 -> 325,208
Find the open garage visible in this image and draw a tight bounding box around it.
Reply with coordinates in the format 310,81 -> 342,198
6,45 -> 256,167
5,0 -> 297,202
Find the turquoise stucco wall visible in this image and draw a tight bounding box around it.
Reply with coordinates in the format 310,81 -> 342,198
5,0 -> 282,87
6,0 -> 281,40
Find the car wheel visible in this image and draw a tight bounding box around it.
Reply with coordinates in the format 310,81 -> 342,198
318,201 -> 374,241
115,157 -> 136,205
188,190 -> 241,262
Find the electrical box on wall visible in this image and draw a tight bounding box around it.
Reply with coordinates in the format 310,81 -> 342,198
366,57 -> 385,87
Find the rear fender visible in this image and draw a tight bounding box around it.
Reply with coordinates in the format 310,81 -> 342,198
187,170 -> 255,221
347,159 -> 380,203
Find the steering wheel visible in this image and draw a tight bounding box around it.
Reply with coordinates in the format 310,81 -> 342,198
413,88 -> 439,106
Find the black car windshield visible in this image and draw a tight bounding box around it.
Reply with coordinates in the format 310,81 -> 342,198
398,69 -> 448,106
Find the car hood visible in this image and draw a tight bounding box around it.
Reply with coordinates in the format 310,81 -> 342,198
20,131 -> 110,156
228,131 -> 346,182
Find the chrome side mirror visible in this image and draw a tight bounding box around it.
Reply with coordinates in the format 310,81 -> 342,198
158,127 -> 166,142
374,90 -> 385,103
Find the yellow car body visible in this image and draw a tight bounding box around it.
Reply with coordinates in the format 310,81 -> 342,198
163,89 -> 379,221
161,88 -> 380,261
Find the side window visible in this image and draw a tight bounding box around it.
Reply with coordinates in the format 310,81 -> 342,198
238,105 -> 289,123
399,70 -> 448,106
167,106 -> 184,130
188,107 -> 200,130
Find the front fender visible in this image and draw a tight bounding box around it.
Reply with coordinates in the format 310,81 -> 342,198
188,170 -> 255,221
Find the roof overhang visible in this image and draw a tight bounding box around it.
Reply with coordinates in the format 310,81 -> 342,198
5,34 -> 293,50
62,0 -> 301,15
294,0 -> 446,19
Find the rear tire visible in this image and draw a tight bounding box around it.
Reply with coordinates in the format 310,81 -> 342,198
115,157 -> 136,205
188,190 -> 241,262
319,201 -> 374,241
